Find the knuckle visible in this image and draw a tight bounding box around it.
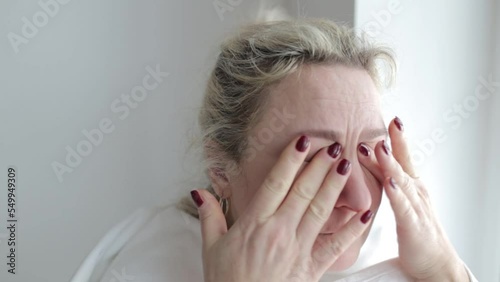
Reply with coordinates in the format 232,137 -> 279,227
328,239 -> 345,257
403,153 -> 415,168
263,175 -> 288,196
400,175 -> 413,191
307,201 -> 329,225
329,181 -> 344,194
343,225 -> 360,242
400,203 -> 413,218
285,150 -> 303,165
418,188 -> 433,207
264,224 -> 293,251
199,210 -> 212,222
199,208 -> 216,225
197,202 -> 213,221
292,182 -> 314,202
419,186 -> 430,200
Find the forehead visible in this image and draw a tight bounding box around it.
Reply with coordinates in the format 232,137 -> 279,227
271,64 -> 379,107
261,64 -> 383,130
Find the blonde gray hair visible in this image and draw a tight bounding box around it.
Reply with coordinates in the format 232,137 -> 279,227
177,18 -> 396,219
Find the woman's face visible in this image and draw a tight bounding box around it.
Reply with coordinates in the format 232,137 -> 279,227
227,64 -> 386,271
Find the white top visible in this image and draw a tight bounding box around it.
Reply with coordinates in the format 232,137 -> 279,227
70,203 -> 477,282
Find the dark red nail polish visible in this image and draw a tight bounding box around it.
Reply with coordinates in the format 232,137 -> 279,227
389,177 -> 397,189
394,116 -> 404,132
296,135 -> 310,152
327,142 -> 342,158
358,143 -> 370,157
190,190 -> 204,207
382,140 -> 391,155
361,210 -> 373,224
336,159 -> 351,175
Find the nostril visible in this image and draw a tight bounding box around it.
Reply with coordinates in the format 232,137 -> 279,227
358,143 -> 370,157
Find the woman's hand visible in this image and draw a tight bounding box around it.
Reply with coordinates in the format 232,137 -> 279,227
358,117 -> 470,282
191,135 -> 373,282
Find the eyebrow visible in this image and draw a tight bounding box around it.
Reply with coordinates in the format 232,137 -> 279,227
300,128 -> 388,141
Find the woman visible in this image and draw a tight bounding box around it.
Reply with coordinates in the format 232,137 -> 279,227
181,18 -> 477,281
73,18 -> 477,281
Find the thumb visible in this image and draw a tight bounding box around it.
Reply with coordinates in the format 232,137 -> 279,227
190,189 -> 228,251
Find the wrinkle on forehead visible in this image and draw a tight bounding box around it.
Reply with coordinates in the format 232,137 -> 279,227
270,64 -> 380,109
254,64 -> 385,150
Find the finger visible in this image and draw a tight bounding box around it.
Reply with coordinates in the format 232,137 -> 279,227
357,142 -> 384,184
382,177 -> 419,231
244,135 -> 310,222
276,142 -> 342,231
296,157 -> 352,246
374,140 -> 420,206
312,209 -> 373,272
389,116 -> 419,178
191,189 -> 228,254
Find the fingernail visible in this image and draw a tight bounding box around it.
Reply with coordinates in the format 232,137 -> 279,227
394,116 -> 404,132
361,210 -> 373,224
336,159 -> 351,175
190,190 -> 204,207
296,135 -> 310,152
382,140 -> 391,155
389,177 -> 397,189
327,142 -> 342,158
358,143 -> 370,157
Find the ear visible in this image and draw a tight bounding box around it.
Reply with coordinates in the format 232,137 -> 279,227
208,168 -> 232,198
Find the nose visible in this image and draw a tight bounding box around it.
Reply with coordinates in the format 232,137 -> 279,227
334,159 -> 372,212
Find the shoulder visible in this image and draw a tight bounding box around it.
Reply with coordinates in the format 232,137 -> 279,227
98,204 -> 204,282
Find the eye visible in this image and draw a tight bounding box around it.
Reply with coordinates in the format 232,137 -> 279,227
361,142 -> 377,151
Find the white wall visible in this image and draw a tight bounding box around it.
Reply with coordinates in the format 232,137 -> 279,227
480,0 -> 500,278
355,0 -> 498,280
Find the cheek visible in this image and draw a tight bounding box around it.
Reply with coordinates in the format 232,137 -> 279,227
232,157 -> 278,208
